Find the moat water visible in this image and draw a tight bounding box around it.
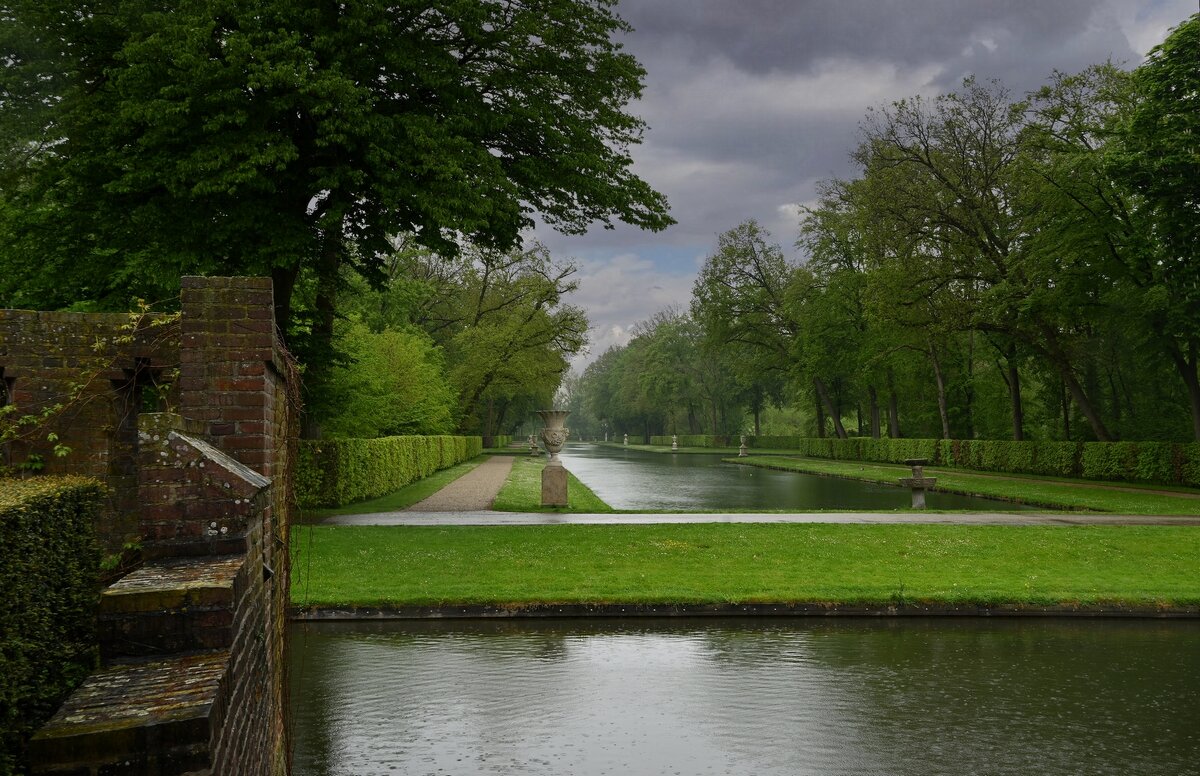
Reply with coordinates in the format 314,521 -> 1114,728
558,444 -> 1035,511
290,618 -> 1200,775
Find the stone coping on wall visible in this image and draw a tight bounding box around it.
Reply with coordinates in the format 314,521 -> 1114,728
29,651 -> 229,774
291,602 -> 1200,620
101,554 -> 244,614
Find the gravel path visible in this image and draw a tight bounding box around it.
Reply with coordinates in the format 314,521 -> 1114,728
405,455 -> 516,512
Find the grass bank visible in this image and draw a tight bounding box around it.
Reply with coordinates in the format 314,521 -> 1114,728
290,523 -> 1200,609
492,456 -> 612,512
732,456 -> 1200,515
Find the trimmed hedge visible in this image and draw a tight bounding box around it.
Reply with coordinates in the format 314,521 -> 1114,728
644,435 -> 1200,487
1,477 -> 103,775
491,435 -> 513,449
296,435 -> 484,508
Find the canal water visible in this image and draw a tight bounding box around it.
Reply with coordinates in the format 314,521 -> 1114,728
289,618 -> 1200,775
559,443 -> 1034,511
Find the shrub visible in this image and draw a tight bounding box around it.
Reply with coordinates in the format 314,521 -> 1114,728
1,477 -> 102,775
295,435 -> 484,508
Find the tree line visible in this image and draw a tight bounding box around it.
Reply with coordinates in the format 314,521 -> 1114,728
572,15 -> 1199,444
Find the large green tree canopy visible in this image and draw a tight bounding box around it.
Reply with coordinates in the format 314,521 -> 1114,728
0,0 -> 672,330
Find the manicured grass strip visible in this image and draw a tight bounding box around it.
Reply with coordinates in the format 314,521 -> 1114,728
491,456 -> 612,513
302,457 -> 488,518
733,456 -> 1200,515
291,523 -> 1200,608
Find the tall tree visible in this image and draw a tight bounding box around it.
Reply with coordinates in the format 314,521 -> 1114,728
0,0 -> 672,350
1105,15 -> 1200,438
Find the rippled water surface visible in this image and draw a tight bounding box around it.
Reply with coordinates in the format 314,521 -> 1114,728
559,444 -> 1035,511
290,619 -> 1200,775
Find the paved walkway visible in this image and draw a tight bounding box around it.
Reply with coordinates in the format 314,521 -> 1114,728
405,455 -> 516,512
324,511 -> 1200,526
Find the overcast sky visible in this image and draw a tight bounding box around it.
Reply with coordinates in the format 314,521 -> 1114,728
526,0 -> 1197,369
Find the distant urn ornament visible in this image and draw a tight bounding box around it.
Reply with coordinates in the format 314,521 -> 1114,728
672,434 -> 678,451
739,435 -> 748,457
536,410 -> 571,464
528,433 -> 539,457
623,433 -> 628,446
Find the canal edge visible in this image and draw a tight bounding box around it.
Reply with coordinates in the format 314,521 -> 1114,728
290,602 -> 1200,620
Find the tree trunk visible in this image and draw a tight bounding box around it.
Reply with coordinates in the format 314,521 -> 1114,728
868,384 -> 881,439
1037,325 -> 1113,441
815,393 -> 826,439
1061,379 -> 1072,441
813,377 -> 847,439
1008,362 -> 1024,441
965,331 -> 975,438
1166,340 -> 1200,441
887,368 -> 901,438
270,264 -> 300,343
928,341 -> 951,440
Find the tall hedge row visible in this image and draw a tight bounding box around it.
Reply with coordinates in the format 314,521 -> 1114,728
644,435 -> 1200,487
296,435 -> 484,508
1,477 -> 102,775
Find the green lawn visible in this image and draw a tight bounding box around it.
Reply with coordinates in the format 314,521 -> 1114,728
300,457 -> 487,519
732,456 -> 1200,515
290,523 -> 1200,609
491,456 -> 612,512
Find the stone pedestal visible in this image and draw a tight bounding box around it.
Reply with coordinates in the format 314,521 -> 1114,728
738,435 -> 749,457
671,434 -> 678,451
541,463 -> 568,507
899,458 -> 937,509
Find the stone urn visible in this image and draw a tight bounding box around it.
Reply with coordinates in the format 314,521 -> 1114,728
738,435 -> 749,457
536,409 -> 571,465
672,434 -> 678,451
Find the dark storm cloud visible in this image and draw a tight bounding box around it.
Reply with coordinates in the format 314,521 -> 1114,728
617,0 -> 1135,87
535,1 -> 1197,364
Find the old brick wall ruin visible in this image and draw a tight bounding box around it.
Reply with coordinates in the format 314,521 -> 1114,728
1,277 -> 295,775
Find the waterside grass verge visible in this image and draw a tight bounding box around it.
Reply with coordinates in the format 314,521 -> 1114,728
731,456 -> 1200,515
290,523 -> 1200,610
491,456 -> 612,513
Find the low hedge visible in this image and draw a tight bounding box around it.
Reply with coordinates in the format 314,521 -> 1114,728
643,435 -> 1200,487
1,477 -> 103,775
296,435 -> 484,508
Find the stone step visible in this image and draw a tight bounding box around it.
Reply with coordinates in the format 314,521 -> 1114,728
29,651 -> 229,775
100,555 -> 245,660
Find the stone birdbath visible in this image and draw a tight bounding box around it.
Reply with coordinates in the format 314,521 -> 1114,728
537,409 -> 571,506
898,458 -> 937,509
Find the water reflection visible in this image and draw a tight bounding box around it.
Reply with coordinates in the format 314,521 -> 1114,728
558,444 -> 1036,512
290,618 -> 1200,775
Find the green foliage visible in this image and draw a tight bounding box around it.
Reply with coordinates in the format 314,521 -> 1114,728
0,477 -> 102,775
313,321 -> 456,439
296,435 -> 483,508
0,0 -> 672,315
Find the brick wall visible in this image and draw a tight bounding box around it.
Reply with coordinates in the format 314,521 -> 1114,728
0,310 -> 177,551
14,277 -> 295,776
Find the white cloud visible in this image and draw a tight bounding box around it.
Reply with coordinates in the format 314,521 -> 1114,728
567,252 -> 697,368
